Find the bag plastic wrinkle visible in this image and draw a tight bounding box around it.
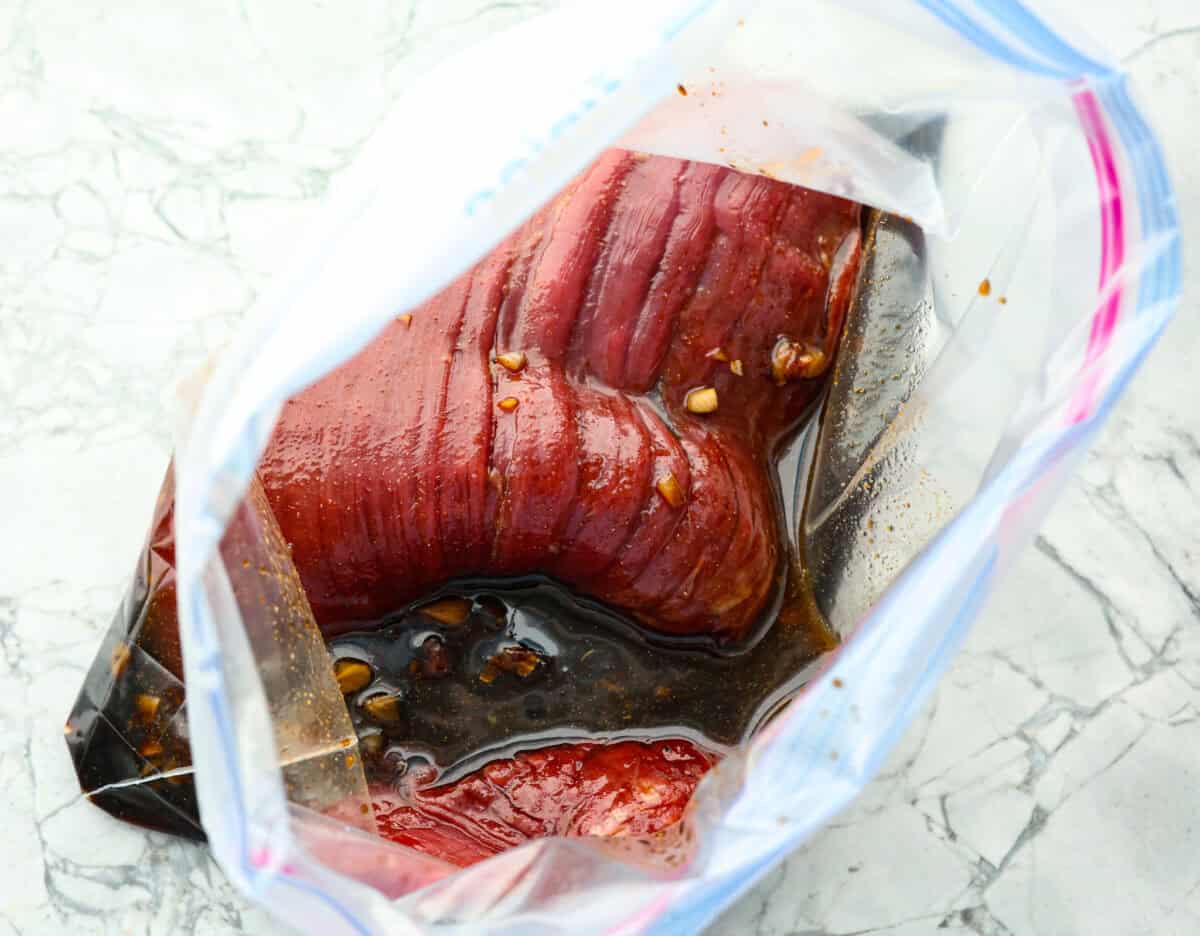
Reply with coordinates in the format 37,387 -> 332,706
87,0 -> 1180,933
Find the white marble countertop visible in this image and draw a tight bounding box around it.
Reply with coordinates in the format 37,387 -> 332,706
2,2 -> 1198,934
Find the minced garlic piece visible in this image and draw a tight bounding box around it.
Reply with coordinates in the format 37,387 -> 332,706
418,597 -> 472,627
495,351 -> 527,372
655,472 -> 686,508
334,659 -> 373,694
685,386 -> 718,414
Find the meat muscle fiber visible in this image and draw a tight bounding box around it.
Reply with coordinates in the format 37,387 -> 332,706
261,149 -> 862,642
370,740 -> 713,867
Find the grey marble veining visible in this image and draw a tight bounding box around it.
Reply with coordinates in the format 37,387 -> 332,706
2,2 -> 1198,934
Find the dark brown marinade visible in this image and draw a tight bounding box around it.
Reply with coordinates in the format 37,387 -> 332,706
64,467 -> 201,839
330,566 -> 834,786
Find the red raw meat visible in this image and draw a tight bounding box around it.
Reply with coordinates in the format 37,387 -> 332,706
261,149 -> 862,641
76,152 -> 861,868
370,740 -> 713,866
